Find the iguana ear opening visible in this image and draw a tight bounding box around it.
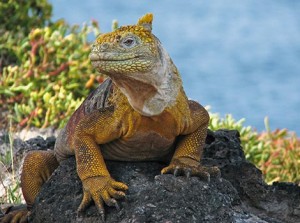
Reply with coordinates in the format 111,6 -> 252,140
137,13 -> 153,31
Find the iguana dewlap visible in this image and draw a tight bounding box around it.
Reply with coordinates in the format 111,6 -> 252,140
1,13 -> 219,223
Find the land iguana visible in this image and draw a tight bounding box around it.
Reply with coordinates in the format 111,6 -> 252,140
1,13 -> 220,223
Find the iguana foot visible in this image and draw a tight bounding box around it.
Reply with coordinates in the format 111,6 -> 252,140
161,157 -> 220,181
77,176 -> 128,221
0,209 -> 29,223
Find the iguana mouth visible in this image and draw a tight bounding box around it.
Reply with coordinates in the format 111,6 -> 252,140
90,52 -> 140,62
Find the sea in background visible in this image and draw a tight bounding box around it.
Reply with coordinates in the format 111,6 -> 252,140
49,0 -> 300,134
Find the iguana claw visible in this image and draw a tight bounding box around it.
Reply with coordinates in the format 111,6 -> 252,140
161,158 -> 220,181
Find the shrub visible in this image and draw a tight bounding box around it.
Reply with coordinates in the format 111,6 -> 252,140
0,0 -> 104,129
0,20 -> 103,129
0,0 -> 52,34
0,0 -> 52,71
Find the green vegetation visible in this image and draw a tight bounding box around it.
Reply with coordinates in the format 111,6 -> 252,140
0,0 -> 299,205
0,0 -> 52,34
0,1 -> 103,129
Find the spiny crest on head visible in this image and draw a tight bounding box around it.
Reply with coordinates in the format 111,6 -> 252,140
96,13 -> 154,44
137,13 -> 153,31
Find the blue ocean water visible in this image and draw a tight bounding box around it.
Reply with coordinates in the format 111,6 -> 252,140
49,0 -> 300,134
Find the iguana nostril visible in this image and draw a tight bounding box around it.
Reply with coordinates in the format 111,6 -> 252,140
115,35 -> 121,42
89,53 -> 99,61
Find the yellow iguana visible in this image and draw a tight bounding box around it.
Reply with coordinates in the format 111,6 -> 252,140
1,13 -> 219,223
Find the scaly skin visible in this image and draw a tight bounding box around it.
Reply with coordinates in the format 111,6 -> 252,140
1,13 -> 220,223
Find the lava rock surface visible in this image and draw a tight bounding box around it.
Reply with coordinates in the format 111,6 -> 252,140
3,129 -> 300,222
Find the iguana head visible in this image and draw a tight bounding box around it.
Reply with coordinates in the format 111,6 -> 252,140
90,13 -> 181,116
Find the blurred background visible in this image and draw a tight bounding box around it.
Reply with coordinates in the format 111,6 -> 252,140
49,0 -> 300,134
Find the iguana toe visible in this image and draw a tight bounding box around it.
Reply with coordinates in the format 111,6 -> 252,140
77,190 -> 93,214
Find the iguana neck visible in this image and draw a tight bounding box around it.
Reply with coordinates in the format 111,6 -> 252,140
111,45 -> 181,116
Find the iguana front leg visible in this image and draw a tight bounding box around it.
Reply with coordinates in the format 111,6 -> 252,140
72,109 -> 128,219
161,101 -> 220,180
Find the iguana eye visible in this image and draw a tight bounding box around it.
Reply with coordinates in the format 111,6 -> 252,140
121,37 -> 136,48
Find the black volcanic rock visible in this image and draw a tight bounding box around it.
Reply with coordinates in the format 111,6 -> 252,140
2,130 -> 300,222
